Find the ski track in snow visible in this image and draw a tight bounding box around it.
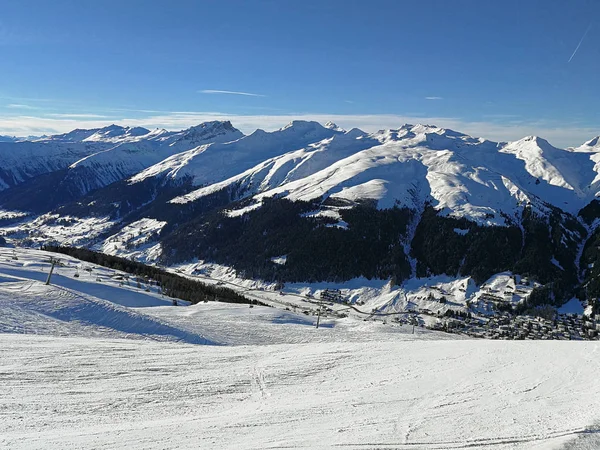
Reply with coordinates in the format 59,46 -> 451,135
2,336 -> 600,449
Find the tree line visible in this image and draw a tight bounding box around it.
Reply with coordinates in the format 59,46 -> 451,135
41,244 -> 263,306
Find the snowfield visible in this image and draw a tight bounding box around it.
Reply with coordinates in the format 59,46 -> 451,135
1,248 -> 600,449
2,336 -> 600,450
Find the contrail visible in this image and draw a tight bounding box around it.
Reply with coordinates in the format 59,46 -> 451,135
568,22 -> 593,63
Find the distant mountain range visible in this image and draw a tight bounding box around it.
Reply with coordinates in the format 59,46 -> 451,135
2,120 -> 600,310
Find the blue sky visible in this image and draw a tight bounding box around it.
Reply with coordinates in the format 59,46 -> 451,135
0,0 -> 599,146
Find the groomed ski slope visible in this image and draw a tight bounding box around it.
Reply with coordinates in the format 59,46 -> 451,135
2,336 -> 600,450
1,248 -> 600,449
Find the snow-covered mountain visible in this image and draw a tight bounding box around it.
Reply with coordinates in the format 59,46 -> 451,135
42,124 -> 151,143
3,120 -> 600,310
7,120 -> 600,222
130,120 -> 342,187
0,140 -> 101,190
0,125 -> 161,191
0,121 -> 244,212
64,121 -> 244,195
81,125 -> 151,143
163,123 -> 600,226
0,135 -> 44,143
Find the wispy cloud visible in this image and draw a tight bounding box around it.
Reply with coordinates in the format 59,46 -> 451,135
482,114 -> 521,119
425,96 -> 443,100
568,22 -> 592,63
47,113 -> 109,119
0,111 -> 596,148
199,89 -> 265,97
6,104 -> 39,110
0,94 -> 54,102
345,100 -> 355,104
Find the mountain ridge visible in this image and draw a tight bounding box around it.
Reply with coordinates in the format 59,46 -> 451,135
2,120 -> 600,311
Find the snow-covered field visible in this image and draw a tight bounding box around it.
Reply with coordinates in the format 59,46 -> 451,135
3,336 -> 600,449
1,248 -> 600,449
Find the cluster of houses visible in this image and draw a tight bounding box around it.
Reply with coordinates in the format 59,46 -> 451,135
429,310 -> 600,340
320,289 -> 345,304
309,284 -> 600,341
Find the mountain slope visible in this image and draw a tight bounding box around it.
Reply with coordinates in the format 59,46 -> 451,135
4,121 -> 600,308
69,121 -> 244,188
0,141 -> 102,190
130,120 -> 342,187
168,124 -> 600,227
0,124 -> 157,191
0,121 -> 244,213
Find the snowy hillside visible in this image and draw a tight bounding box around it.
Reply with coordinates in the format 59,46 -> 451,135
81,125 -> 151,143
164,124 -> 600,226
0,247 -> 443,344
0,247 -> 214,342
2,248 -> 600,449
42,124 -> 151,144
130,120 -> 342,187
0,121 -> 244,212
64,121 -> 244,195
0,140 -> 103,190
0,124 -> 158,191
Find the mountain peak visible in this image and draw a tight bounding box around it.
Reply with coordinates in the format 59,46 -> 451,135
82,125 -> 151,142
584,136 -> 600,148
186,120 -> 236,133
511,135 -> 555,150
345,128 -> 368,138
324,121 -> 345,132
179,121 -> 243,143
0,135 -> 18,143
280,120 -> 327,132
98,124 -> 149,136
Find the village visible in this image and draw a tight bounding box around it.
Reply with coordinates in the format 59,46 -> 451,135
427,310 -> 600,340
318,287 -> 600,340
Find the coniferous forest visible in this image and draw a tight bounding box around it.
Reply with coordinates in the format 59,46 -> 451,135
41,244 -> 260,305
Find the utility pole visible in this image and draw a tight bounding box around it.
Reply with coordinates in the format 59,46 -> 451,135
316,305 -> 322,329
45,257 -> 59,285
408,314 -> 416,334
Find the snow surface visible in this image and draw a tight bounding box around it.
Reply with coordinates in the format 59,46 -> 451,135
1,248 -> 600,449
270,255 -> 287,265
2,335 -> 600,449
7,214 -> 115,248
99,217 -> 165,262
